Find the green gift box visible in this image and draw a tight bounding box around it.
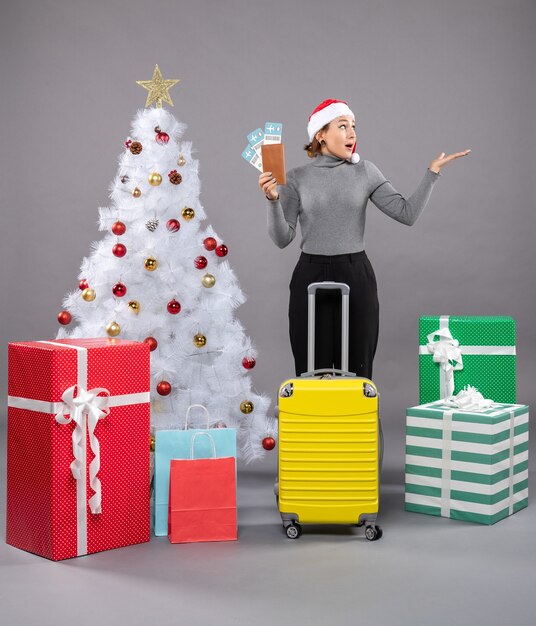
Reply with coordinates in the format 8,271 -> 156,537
405,400 -> 529,525
419,316 -> 516,404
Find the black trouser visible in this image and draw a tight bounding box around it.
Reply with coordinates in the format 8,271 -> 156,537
288,251 -> 379,378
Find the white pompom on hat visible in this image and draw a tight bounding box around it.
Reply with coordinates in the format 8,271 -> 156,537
307,99 -> 360,163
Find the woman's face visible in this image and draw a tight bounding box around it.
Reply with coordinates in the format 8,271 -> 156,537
316,116 -> 356,160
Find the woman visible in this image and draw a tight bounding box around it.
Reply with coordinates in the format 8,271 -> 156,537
259,99 -> 470,378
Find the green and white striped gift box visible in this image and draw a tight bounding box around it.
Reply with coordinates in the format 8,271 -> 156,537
405,401 -> 529,525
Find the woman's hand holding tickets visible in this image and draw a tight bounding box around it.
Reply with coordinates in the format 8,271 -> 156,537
428,149 -> 471,174
259,172 -> 279,201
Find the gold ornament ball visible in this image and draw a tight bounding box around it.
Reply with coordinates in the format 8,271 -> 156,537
240,400 -> 254,414
144,257 -> 158,271
148,172 -> 162,186
150,435 -> 155,452
106,321 -> 121,337
178,154 -> 187,167
128,300 -> 141,314
82,288 -> 96,302
201,273 -> 216,288
132,187 -> 142,198
193,333 -> 207,348
182,207 -> 195,221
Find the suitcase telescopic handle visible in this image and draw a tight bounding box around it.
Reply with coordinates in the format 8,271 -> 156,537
306,282 -> 351,375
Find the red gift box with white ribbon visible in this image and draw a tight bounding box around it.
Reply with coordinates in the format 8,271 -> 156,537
6,338 -> 151,560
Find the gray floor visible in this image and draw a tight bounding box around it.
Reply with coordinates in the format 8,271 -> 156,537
1,420 -> 535,626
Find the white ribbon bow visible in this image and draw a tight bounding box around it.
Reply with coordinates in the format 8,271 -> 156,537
443,385 -> 494,412
55,385 -> 110,514
426,328 -> 463,397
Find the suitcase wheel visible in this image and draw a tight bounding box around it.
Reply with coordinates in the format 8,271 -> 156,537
365,525 -> 382,541
285,523 -> 302,539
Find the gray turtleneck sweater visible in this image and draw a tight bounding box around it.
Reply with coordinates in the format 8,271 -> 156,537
266,155 -> 440,255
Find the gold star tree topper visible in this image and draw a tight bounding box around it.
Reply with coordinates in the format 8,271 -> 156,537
136,65 -> 180,108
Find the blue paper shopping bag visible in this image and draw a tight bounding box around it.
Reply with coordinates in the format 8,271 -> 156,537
154,404 -> 237,536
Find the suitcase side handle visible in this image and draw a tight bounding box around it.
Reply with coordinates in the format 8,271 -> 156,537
306,281 -> 350,374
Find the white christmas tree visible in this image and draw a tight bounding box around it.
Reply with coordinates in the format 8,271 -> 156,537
57,65 -> 275,462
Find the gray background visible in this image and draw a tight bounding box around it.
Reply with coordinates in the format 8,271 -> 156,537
1,1 -> 535,624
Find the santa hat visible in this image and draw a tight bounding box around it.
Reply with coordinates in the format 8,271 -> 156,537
307,99 -> 360,163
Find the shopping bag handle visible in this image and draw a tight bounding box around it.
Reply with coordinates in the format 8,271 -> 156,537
190,431 -> 217,459
184,404 -> 210,430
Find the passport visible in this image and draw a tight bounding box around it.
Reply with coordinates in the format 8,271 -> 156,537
261,143 -> 286,185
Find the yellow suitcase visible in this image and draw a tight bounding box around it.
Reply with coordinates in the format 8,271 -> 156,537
277,282 -> 382,541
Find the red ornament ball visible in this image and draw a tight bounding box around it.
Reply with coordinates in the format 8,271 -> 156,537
203,237 -> 217,251
78,278 -> 89,290
262,437 -> 276,451
194,255 -> 208,270
156,131 -> 170,145
112,243 -> 127,257
57,310 -> 72,325
144,336 -> 158,351
112,221 -> 126,236
156,380 -> 172,396
167,299 -> 181,315
242,356 -> 256,370
112,282 -> 127,297
166,218 -> 180,233
215,244 -> 228,257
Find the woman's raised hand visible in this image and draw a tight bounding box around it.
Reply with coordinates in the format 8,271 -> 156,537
259,171 -> 279,201
429,149 -> 471,174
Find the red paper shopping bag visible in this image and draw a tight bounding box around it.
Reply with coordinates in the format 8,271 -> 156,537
168,432 -> 237,543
